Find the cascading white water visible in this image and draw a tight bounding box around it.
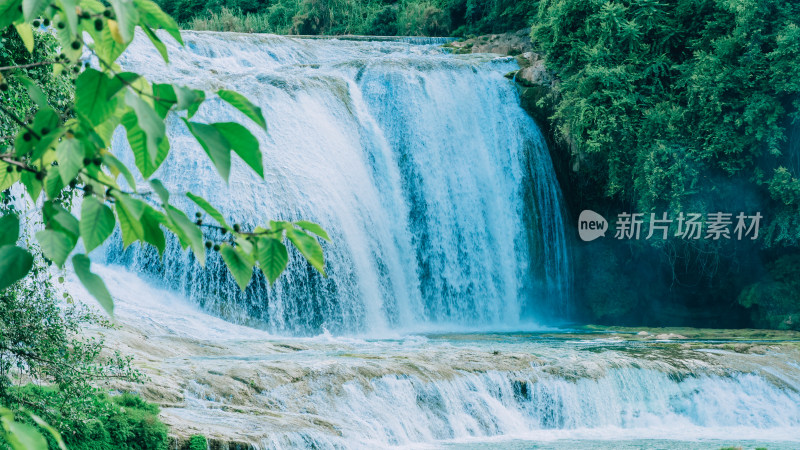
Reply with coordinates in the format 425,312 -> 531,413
105,32 -> 570,335
72,264 -> 800,450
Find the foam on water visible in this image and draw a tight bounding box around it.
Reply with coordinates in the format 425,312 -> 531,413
65,265 -> 800,450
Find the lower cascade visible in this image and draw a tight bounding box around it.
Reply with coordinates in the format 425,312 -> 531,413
105,31 -> 569,335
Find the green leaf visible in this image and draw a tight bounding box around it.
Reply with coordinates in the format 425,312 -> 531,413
36,230 -> 74,268
72,254 -> 114,315
20,171 -> 42,203
43,203 -> 80,241
186,192 -> 229,228
134,0 -> 183,44
174,86 -> 205,118
220,244 -> 254,290
26,411 -> 67,450
0,214 -> 19,246
80,197 -> 115,252
183,120 -> 231,182
121,110 -> 169,178
106,72 -> 141,100
270,220 -> 291,230
56,137 -> 86,184
149,179 -> 170,204
21,0 -> 47,20
218,90 -> 267,130
286,229 -> 325,275
213,122 -> 263,178
89,24 -> 130,64
16,108 -> 59,159
217,89 -> 267,130
13,23 -> 34,53
257,237 -> 288,284
115,202 -> 144,249
165,206 -> 205,266
0,0 -> 22,29
56,0 -> 78,36
76,69 -> 117,126
18,76 -> 48,108
0,245 -> 33,291
0,161 -> 20,191
44,169 -> 64,199
141,205 -> 166,255
142,24 -> 168,63
1,416 -> 48,450
109,0 -> 139,43
126,92 -> 166,166
152,83 -> 177,119
294,221 -> 330,241
103,154 -> 137,191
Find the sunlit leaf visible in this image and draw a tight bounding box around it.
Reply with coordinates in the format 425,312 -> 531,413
21,0 -> 48,21
165,205 -> 205,266
286,229 -> 325,275
103,154 -> 137,191
109,0 -> 139,43
26,411 -> 67,450
183,120 -> 231,182
142,24 -> 169,63
121,110 -> 169,178
0,162 -> 20,191
72,254 -> 114,315
257,237 -> 288,284
218,90 -> 267,130
36,229 -> 74,268
220,243 -> 254,290
294,221 -> 330,241
186,192 -> 229,229
213,122 -> 263,178
56,137 -> 85,184
1,415 -> 48,450
80,196 -> 115,253
126,91 -> 166,166
134,0 -> 183,44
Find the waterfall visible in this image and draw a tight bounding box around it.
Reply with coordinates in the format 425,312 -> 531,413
106,31 -> 570,336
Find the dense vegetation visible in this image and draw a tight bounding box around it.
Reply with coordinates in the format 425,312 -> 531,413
530,0 -> 800,329
157,0 -> 537,36
1,0 -> 328,445
0,244 -> 168,449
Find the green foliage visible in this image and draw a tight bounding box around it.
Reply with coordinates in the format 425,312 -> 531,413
0,241 -> 143,448
532,0 -> 800,247
532,0 -> 800,327
188,434 -> 207,450
0,0 -> 329,318
172,0 -> 539,36
4,389 -> 168,450
738,255 -> 800,330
